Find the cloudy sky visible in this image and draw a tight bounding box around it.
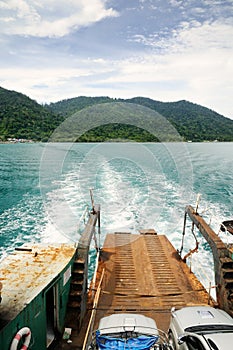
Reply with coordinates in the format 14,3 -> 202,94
0,0 -> 232,118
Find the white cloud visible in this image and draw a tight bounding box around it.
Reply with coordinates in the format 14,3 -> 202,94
106,20 -> 233,117
175,19 -> 233,51
169,0 -> 184,7
0,57 -> 115,101
131,18 -> 233,53
0,0 -> 118,37
1,32 -> 232,118
0,2 -> 232,118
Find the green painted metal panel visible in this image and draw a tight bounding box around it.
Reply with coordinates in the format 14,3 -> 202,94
1,293 -> 46,350
0,259 -> 74,350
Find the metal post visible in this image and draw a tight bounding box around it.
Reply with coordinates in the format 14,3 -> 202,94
98,208 -> 101,252
90,188 -> 95,213
208,281 -> 211,305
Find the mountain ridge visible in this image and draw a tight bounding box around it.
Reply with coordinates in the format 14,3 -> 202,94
0,86 -> 64,142
0,86 -> 233,142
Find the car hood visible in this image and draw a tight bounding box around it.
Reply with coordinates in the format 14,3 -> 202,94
204,332 -> 233,349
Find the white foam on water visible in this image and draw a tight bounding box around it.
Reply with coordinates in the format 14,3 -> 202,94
1,142 -> 233,299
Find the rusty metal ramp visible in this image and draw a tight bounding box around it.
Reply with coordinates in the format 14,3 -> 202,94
93,232 -> 215,332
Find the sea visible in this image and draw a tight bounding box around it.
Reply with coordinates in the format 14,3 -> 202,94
1,142 -> 233,295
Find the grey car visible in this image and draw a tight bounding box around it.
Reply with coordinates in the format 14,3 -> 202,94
168,306 -> 233,350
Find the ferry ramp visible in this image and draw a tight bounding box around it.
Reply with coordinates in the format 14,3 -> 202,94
92,232 -> 214,332
56,231 -> 215,349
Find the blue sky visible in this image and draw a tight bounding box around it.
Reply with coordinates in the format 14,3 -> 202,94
0,0 -> 232,118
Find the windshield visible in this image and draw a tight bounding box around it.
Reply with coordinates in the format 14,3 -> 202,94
185,325 -> 233,334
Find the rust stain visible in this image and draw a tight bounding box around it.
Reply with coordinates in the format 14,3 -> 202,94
0,243 -> 76,322
92,234 -> 216,332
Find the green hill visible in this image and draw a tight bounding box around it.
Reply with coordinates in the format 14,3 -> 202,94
124,97 -> 233,142
49,96 -> 233,142
48,96 -> 113,117
0,87 -> 63,141
0,86 -> 233,142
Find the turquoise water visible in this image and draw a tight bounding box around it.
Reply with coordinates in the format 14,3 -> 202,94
1,142 -> 233,290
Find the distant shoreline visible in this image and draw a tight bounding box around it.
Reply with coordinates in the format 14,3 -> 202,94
1,140 -> 232,144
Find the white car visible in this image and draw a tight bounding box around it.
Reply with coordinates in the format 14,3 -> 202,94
91,313 -> 173,349
168,306 -> 233,350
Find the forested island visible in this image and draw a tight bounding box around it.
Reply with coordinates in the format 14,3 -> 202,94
0,86 -> 233,142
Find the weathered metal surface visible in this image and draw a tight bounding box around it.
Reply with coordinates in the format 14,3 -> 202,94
0,244 -> 76,326
0,204 -> 101,350
221,220 -> 233,235
65,204 -> 101,330
77,204 -> 100,259
185,205 -> 227,255
57,232 -> 215,349
92,233 -> 215,332
185,205 -> 233,316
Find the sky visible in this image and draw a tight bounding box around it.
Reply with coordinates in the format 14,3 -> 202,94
0,0 -> 232,118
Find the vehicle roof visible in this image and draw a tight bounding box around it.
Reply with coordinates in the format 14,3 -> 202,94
173,306 -> 233,331
98,313 -> 159,336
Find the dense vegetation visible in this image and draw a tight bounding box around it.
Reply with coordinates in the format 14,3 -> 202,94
77,124 -> 159,142
1,86 -> 233,142
0,87 -> 63,141
48,96 -> 113,117
125,97 -> 233,142
49,96 -> 233,142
